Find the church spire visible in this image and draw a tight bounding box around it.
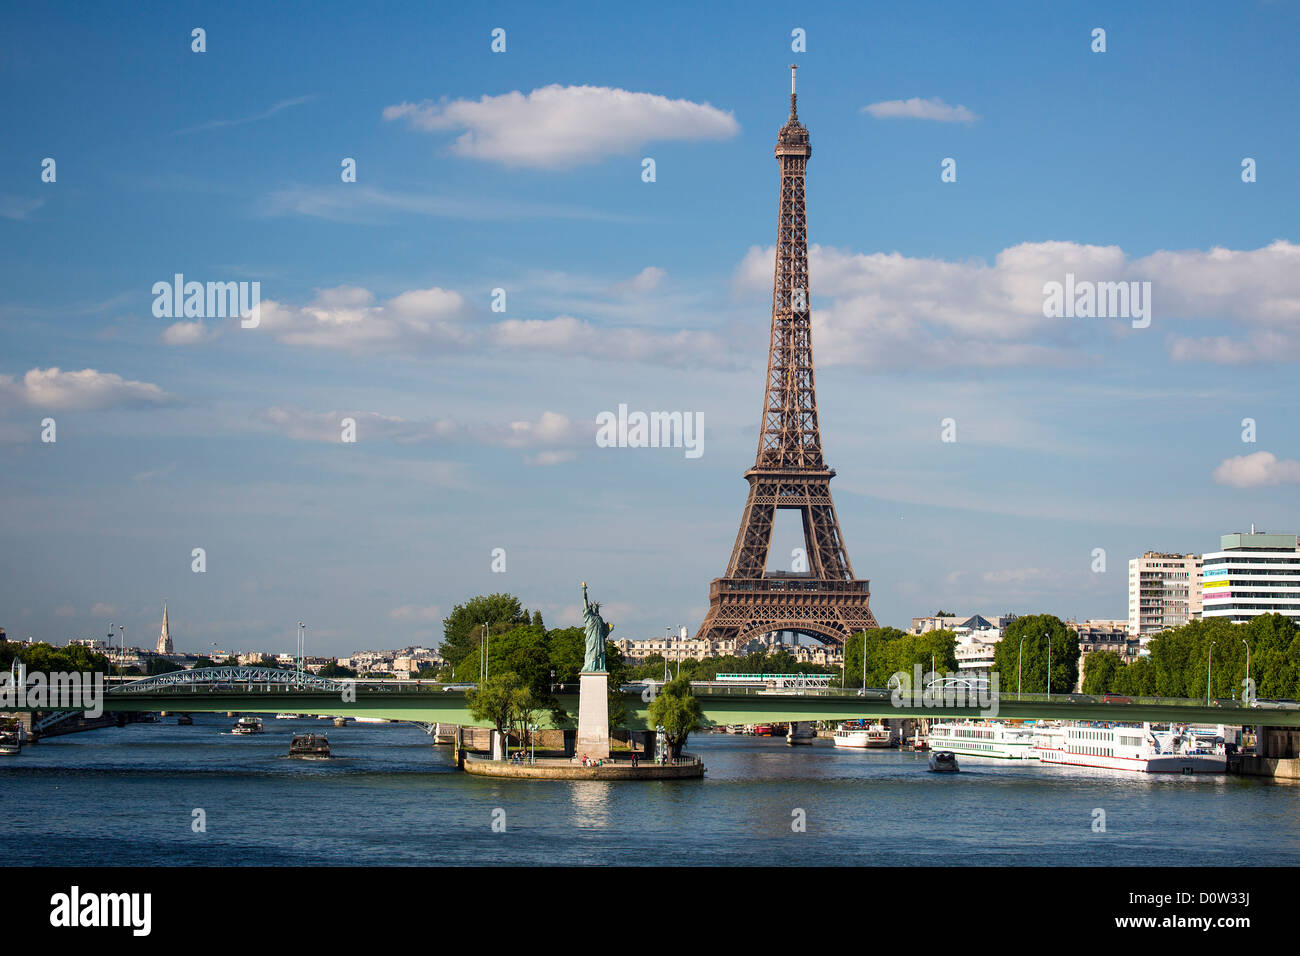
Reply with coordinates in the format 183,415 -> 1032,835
156,601 -> 173,655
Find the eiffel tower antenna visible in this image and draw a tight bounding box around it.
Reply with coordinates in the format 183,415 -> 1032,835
694,69 -> 878,649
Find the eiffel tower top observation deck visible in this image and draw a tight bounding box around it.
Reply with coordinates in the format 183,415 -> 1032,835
693,67 -> 877,648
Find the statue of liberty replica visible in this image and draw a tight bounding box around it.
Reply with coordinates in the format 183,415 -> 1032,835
581,581 -> 610,672
577,581 -> 613,757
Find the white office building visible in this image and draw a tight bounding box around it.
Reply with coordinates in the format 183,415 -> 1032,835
1201,531 -> 1300,624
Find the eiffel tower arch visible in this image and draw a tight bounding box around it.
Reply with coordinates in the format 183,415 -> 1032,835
695,67 -> 878,649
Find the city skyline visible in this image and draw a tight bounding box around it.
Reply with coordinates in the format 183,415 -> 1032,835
4,3 -> 1300,656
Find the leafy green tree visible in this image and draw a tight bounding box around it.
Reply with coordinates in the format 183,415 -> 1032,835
1081,650 -> 1123,695
0,642 -> 111,675
1114,656 -> 1156,696
440,594 -> 526,666
531,610 -> 544,629
647,676 -> 702,759
467,671 -> 523,756
145,658 -> 183,676
993,614 -> 1078,695
843,627 -> 957,688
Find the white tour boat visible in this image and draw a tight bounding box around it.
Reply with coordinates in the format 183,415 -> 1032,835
926,720 -> 1038,760
833,721 -> 897,749
231,715 -> 264,735
1031,722 -> 1228,774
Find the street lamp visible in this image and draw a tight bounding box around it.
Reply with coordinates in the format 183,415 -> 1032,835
108,622 -> 114,681
1241,638 -> 1252,703
1207,640 -> 1217,705
1045,631 -> 1052,701
118,625 -> 126,676
1017,636 -> 1026,700
665,627 -> 671,682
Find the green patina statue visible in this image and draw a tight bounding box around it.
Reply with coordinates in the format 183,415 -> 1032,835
581,581 -> 611,672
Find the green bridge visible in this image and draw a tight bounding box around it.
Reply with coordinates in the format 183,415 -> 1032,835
62,669 -> 1300,729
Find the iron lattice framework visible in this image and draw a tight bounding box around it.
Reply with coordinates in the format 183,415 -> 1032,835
109,666 -> 347,694
695,68 -> 878,649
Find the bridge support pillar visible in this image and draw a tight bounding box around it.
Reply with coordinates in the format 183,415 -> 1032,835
576,671 -> 610,759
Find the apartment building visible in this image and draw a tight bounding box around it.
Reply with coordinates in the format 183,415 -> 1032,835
1128,552 -> 1203,645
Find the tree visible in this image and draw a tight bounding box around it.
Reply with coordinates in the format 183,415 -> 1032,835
318,661 -> 358,678
1081,650 -> 1123,695
993,614 -> 1078,695
531,610 -> 544,629
440,594 -> 526,666
647,676 -> 702,759
467,671 -> 523,758
843,627 -> 956,688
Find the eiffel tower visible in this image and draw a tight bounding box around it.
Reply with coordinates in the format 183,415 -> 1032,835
694,67 -> 878,649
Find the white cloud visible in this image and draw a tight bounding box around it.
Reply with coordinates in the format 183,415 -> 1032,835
263,184 -> 636,224
175,95 -> 314,135
257,407 -> 589,463
389,604 -> 442,623
734,239 -> 1300,368
491,314 -> 735,367
90,603 -> 118,616
0,195 -> 45,220
257,285 -> 470,350
862,97 -> 979,123
1212,451 -> 1300,488
384,84 -> 739,168
0,368 -> 172,411
162,320 -> 216,345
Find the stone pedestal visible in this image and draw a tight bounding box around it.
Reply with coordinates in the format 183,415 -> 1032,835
576,671 -> 610,759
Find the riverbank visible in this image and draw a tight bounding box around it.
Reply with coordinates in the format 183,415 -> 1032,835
461,753 -> 704,780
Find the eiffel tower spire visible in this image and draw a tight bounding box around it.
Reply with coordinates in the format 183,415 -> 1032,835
694,70 -> 877,649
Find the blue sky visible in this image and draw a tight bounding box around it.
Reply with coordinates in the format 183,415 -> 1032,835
2,1 -> 1299,657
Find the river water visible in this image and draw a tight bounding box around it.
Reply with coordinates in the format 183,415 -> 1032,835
5,716 -> 1298,866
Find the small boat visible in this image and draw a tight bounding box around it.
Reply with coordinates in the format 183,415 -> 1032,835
833,720 -> 896,749
929,750 -> 959,772
289,733 -> 330,759
135,712 -> 159,723
333,716 -> 348,727
351,716 -> 390,724
753,724 -> 776,737
176,715 -> 193,726
231,716 -> 264,735
275,713 -> 299,720
0,729 -> 21,756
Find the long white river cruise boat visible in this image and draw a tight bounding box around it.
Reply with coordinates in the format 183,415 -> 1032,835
1031,722 -> 1228,774
926,720 -> 1037,759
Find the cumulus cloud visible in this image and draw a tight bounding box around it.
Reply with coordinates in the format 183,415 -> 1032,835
734,239 -> 1300,368
1212,451 -> 1300,488
0,368 -> 172,411
383,84 -> 739,168
862,97 -> 978,123
162,320 -> 217,345
257,285 -> 469,350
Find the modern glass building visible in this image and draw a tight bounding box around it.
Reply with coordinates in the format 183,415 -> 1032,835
1201,531 -> 1300,624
